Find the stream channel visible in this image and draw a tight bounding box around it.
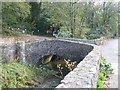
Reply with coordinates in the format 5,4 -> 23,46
34,55 -> 79,88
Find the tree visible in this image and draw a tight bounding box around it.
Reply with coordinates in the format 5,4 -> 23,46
29,2 -> 52,35
2,2 -> 118,38
2,2 -> 31,29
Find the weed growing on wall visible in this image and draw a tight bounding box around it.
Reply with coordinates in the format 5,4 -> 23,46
97,57 -> 113,88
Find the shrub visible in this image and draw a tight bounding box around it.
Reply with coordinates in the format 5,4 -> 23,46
99,57 -> 113,77
56,59 -> 77,78
55,29 -> 72,38
3,28 -> 22,36
37,64 -> 57,78
74,27 -> 90,39
95,41 -> 102,46
97,57 -> 113,88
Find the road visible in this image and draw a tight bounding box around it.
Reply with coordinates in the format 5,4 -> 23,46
100,39 -> 119,88
0,35 -> 54,45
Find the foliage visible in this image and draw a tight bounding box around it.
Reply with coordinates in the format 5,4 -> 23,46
43,2 -> 118,39
2,28 -> 22,36
56,59 -> 77,78
99,57 -> 113,77
95,41 -> 102,46
64,59 -> 76,71
97,78 -> 104,88
97,57 -> 113,88
74,27 -> 90,39
57,64 -> 64,77
29,2 -> 52,35
1,62 -> 57,88
2,2 -> 31,31
2,2 -> 118,38
97,72 -> 105,88
98,72 -> 105,81
2,63 -> 36,88
37,64 -> 57,78
55,29 -> 72,38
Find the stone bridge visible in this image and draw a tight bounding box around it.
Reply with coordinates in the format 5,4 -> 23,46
24,40 -> 94,64
0,39 -> 101,88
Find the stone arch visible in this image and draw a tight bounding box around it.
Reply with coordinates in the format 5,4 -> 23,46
25,40 -> 93,65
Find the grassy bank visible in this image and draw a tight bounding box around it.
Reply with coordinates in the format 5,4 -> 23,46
1,62 -> 57,88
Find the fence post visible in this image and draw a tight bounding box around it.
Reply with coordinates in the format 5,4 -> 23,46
16,41 -> 26,63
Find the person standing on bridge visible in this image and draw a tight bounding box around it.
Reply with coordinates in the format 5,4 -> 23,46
52,30 -> 57,37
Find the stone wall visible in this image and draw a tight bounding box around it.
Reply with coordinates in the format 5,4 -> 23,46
0,45 -> 17,63
59,37 -> 104,44
0,39 -> 95,64
56,43 -> 101,88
